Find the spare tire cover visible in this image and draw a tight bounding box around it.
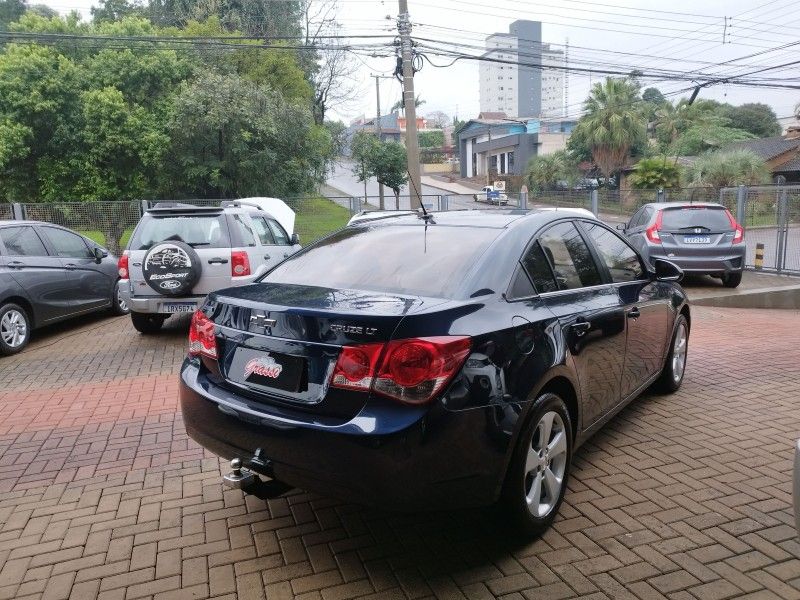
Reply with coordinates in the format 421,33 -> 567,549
142,241 -> 202,296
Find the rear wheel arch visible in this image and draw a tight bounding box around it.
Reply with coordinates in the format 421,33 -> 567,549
680,304 -> 690,333
538,376 -> 579,442
1,295 -> 35,329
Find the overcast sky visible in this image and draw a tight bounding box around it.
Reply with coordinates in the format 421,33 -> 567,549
43,0 -> 800,125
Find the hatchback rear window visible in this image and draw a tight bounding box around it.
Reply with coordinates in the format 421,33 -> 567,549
262,225 -> 500,298
129,215 -> 230,250
660,206 -> 732,231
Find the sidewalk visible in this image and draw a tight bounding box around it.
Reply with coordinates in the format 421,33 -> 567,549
420,175 -> 482,195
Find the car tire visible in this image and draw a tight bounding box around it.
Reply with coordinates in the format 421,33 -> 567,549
0,302 -> 31,356
500,393 -> 573,539
131,312 -> 166,334
110,280 -> 130,316
721,271 -> 742,288
655,314 -> 689,393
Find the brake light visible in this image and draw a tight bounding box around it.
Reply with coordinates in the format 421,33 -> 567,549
330,336 -> 471,405
188,310 -> 218,359
117,252 -> 129,279
726,210 -> 744,244
231,251 -> 251,277
646,210 -> 663,244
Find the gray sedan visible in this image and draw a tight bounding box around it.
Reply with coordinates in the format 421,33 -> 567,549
0,220 -> 128,355
620,203 -> 746,288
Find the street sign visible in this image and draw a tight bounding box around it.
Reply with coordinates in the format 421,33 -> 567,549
493,181 -> 506,191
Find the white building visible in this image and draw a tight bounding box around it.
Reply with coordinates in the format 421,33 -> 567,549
478,21 -> 564,118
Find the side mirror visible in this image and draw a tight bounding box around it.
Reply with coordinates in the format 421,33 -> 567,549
93,247 -> 108,262
616,223 -> 627,232
290,233 -> 300,246
653,258 -> 683,283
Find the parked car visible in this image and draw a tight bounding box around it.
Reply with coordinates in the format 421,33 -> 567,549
120,199 -> 301,334
0,221 -> 127,355
180,209 -> 689,538
475,185 -> 508,205
619,202 -> 745,288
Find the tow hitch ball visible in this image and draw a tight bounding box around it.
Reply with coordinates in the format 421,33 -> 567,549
223,458 -> 256,490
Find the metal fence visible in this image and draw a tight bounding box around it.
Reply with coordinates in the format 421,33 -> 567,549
720,185 -> 800,274
3,185 -> 800,275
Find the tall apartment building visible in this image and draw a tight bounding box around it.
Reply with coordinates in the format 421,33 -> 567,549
478,20 -> 565,118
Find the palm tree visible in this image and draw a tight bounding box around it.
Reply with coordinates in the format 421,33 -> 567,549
391,94 -> 425,117
687,149 -> 770,188
573,78 -> 646,181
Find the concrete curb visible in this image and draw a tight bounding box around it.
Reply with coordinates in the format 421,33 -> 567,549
691,284 -> 800,309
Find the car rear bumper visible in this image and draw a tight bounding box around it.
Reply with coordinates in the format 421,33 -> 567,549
119,281 -> 205,314
649,248 -> 745,274
794,439 -> 800,534
179,359 -> 508,510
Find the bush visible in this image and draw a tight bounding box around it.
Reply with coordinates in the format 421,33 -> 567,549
687,149 -> 771,188
629,157 -> 682,189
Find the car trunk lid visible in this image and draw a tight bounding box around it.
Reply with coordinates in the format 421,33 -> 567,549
657,206 -> 737,256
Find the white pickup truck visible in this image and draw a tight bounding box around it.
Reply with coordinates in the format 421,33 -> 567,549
475,186 -> 508,205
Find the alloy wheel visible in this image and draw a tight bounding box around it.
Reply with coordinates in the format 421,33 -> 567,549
672,322 -> 687,383
524,411 -> 568,518
117,282 -> 129,313
1,309 -> 27,348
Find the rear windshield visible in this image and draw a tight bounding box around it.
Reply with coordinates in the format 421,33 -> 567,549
661,206 -> 732,231
129,215 -> 230,250
262,225 -> 500,298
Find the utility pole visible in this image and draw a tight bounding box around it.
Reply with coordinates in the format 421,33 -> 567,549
398,0 -> 422,210
371,74 -> 393,210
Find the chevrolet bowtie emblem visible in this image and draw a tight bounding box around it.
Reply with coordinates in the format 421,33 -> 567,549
250,311 -> 277,328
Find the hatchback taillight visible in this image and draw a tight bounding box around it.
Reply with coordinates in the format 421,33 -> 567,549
118,252 -> 129,279
331,336 -> 471,404
231,251 -> 251,277
726,210 -> 744,244
188,310 -> 218,359
646,210 -> 663,244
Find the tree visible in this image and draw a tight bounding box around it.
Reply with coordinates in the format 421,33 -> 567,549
391,94 -> 425,116
91,0 -> 146,23
571,77 -> 646,180
418,130 -> 444,148
0,0 -> 26,28
642,87 -> 666,105
673,123 -> 755,156
371,142 -> 407,204
526,150 -> 578,191
350,130 -> 379,204
687,149 -> 770,188
628,157 -> 682,189
425,111 -> 449,128
149,0 -> 302,38
721,103 -> 781,138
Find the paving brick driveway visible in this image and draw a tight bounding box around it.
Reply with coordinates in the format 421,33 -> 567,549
1,307 -> 799,600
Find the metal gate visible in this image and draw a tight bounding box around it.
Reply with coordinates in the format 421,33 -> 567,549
720,185 -> 800,275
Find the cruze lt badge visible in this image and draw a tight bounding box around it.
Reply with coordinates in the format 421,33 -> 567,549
331,324 -> 378,335
244,356 -> 283,380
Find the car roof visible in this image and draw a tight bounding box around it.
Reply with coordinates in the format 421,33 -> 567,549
641,202 -> 726,210
0,220 -> 70,227
347,208 -> 599,230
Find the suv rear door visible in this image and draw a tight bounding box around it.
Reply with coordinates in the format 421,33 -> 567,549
249,213 -> 299,275
128,209 -> 234,297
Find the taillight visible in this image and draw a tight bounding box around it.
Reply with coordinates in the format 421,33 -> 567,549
726,210 -> 744,244
646,210 -> 663,244
118,252 -> 129,279
231,251 -> 251,277
330,336 -> 471,405
188,310 -> 218,359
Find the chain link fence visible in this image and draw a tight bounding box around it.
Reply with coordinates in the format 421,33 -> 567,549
5,186 -> 800,275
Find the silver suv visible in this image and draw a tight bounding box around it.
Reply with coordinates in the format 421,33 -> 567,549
119,200 -> 300,333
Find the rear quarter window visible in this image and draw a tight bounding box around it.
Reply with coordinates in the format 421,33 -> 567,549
129,215 -> 230,250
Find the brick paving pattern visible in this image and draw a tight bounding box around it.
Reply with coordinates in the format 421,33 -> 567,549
0,307 -> 798,599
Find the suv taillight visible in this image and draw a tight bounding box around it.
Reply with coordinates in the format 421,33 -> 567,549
188,310 -> 218,359
726,210 -> 744,244
118,252 -> 129,279
331,336 -> 471,405
231,251 -> 251,277
646,210 -> 663,244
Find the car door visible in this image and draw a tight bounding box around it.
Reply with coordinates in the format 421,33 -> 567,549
529,221 -> 627,428
625,206 -> 653,255
0,225 -> 70,324
579,221 -> 672,399
38,226 -> 112,314
265,216 -> 301,261
248,214 -> 282,275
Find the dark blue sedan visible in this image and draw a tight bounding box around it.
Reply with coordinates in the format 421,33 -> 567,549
180,209 -> 690,537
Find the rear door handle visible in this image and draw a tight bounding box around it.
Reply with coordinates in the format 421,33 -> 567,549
264,255 -> 271,260
570,320 -> 591,336
627,307 -> 641,319
64,263 -> 77,270
207,257 -> 228,265
7,261 -> 24,269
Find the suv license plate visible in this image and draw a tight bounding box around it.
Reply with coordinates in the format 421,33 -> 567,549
164,303 -> 195,313
684,236 -> 711,244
